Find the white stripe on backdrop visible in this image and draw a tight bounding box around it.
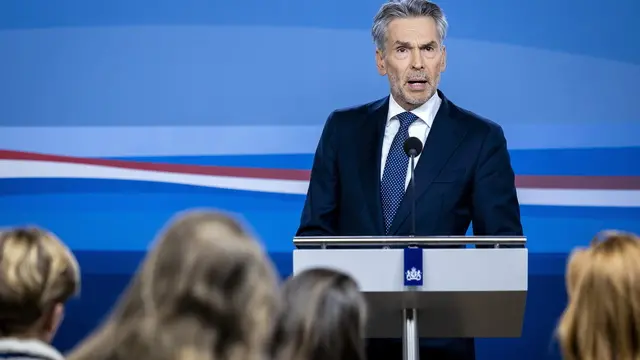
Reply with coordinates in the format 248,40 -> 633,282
1,160 -> 639,207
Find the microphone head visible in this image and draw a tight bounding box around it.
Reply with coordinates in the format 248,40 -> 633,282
403,137 -> 423,157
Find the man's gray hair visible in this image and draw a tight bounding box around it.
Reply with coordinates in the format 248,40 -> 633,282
372,0 -> 448,52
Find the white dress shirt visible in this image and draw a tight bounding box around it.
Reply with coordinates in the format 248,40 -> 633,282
380,92 -> 442,189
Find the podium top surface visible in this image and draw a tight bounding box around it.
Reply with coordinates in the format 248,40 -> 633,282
293,235 -> 526,248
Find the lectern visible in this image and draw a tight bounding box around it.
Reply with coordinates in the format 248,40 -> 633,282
292,236 -> 527,360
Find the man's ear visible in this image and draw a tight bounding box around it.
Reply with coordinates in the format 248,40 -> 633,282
439,45 -> 447,72
376,49 -> 387,76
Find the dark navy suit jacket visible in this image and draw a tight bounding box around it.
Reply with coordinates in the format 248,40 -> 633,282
295,90 -> 523,360
297,90 -> 523,238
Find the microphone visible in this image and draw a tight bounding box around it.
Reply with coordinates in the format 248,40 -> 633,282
403,137 -> 423,158
403,137 -> 423,237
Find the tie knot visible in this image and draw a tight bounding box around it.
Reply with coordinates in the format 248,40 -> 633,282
397,112 -> 418,129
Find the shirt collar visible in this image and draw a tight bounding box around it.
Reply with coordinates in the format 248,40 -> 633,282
387,91 -> 441,128
0,338 -> 64,360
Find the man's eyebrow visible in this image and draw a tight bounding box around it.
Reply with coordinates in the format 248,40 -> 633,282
392,40 -> 439,48
393,40 -> 412,47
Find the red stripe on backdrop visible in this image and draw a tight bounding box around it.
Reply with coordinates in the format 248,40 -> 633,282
515,175 -> 639,190
0,150 -> 310,181
1,150 -> 638,190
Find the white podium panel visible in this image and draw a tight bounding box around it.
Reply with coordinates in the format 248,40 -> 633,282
293,248 -> 527,292
292,237 -> 528,340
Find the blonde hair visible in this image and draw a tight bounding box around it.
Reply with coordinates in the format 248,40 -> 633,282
0,226 -> 80,336
67,209 -> 280,360
557,230 -> 640,360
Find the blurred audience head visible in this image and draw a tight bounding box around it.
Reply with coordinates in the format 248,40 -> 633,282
271,268 -> 367,360
0,226 -> 80,342
67,209 -> 280,360
557,230 -> 640,360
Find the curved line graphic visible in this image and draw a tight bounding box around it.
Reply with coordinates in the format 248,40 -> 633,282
0,150 -> 309,180
1,157 -> 639,208
0,160 -> 309,195
1,150 -> 638,190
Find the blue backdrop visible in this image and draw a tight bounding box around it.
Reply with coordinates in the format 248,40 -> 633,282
1,1 -> 639,359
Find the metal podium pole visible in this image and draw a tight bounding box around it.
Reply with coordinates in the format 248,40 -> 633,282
403,308 -> 419,360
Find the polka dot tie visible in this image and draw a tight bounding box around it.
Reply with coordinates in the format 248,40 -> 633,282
380,112 -> 418,234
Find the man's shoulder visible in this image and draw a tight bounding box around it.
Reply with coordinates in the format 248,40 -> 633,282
447,98 -> 504,137
317,97 -> 387,141
328,96 -> 387,121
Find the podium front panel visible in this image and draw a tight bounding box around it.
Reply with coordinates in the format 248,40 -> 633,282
293,248 -> 528,338
293,248 -> 527,292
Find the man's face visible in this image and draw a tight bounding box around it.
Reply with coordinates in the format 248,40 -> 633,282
376,16 -> 447,110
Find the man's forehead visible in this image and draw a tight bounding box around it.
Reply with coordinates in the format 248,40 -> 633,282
386,17 -> 438,43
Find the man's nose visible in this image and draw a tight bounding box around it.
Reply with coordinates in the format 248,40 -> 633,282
411,49 -> 425,69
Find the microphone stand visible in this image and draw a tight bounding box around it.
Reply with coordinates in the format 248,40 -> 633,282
405,150 -> 418,360
409,151 -> 417,237
402,137 -> 422,360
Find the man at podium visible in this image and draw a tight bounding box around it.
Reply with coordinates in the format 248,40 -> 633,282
296,0 -> 523,359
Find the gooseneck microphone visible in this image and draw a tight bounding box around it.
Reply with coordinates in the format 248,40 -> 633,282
403,137 -> 424,237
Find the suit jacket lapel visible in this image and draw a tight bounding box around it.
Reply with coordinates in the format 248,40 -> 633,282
387,92 -> 468,235
358,97 -> 389,235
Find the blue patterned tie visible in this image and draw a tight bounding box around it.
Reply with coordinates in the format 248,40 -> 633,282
381,112 -> 418,234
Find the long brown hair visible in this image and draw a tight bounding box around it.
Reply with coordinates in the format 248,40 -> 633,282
271,268 -> 367,360
67,209 -> 280,360
557,230 -> 640,360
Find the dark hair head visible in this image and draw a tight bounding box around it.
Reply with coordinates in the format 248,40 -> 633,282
272,268 -> 367,360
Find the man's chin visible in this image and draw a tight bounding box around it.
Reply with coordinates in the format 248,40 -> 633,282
405,96 -> 429,106
406,89 -> 435,104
